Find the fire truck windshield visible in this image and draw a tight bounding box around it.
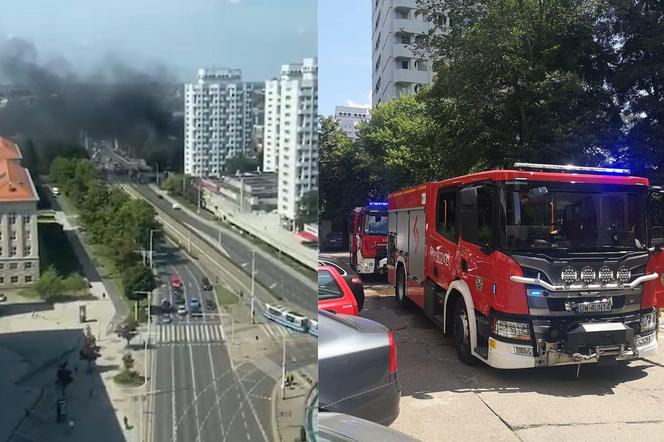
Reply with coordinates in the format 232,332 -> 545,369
499,181 -> 647,252
365,212 -> 388,235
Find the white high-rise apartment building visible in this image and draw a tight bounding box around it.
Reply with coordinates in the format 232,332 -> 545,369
372,0 -> 445,106
334,106 -> 370,139
262,58 -> 318,229
184,68 -> 262,177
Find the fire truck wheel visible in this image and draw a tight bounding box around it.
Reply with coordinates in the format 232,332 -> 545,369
453,298 -> 477,365
395,266 -> 412,309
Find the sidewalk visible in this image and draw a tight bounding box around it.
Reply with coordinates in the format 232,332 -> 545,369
2,269 -> 148,442
274,362 -> 317,442
149,184 -> 317,271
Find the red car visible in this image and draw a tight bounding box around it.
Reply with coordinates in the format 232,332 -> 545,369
171,275 -> 182,289
318,266 -> 358,316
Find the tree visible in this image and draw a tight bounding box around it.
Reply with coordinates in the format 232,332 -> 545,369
122,353 -> 136,373
80,326 -> 101,371
604,0 -> 664,181
33,266 -> 64,301
63,274 -> 88,296
319,117 -> 375,225
296,191 -> 318,226
416,0 -> 622,171
116,320 -> 139,347
55,362 -> 73,396
123,265 -> 156,301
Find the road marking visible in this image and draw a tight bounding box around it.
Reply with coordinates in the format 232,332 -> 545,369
171,344 -> 177,442
206,327 -> 226,439
241,262 -> 248,268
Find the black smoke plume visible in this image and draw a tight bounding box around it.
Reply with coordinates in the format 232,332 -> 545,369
0,36 -> 183,169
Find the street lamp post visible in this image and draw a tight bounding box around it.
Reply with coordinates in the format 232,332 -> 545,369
281,335 -> 286,399
250,250 -> 255,324
149,229 -> 160,270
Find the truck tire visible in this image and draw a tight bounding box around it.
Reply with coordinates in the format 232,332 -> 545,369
453,298 -> 476,365
395,266 -> 412,309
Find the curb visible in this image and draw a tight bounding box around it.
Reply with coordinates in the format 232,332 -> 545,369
271,379 -> 282,442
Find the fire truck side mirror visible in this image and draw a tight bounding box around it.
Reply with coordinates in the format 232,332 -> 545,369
460,187 -> 477,206
651,227 -> 664,250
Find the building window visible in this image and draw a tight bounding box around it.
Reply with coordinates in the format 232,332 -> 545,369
10,246 -> 17,257
10,276 -> 18,284
25,246 -> 31,255
23,213 -> 31,224
25,262 -> 32,269
8,212 -> 16,224
0,277 -> 4,284
401,60 -> 409,69
9,262 -> 17,270
25,275 -> 32,283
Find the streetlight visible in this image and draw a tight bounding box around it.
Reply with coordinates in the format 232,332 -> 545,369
250,250 -> 256,324
149,229 -> 160,270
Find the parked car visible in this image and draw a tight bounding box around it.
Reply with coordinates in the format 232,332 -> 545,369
319,310 -> 400,426
322,232 -> 345,251
177,305 -> 187,316
172,203 -> 181,210
319,413 -> 418,442
201,277 -> 212,291
318,266 -> 358,316
319,255 -> 365,311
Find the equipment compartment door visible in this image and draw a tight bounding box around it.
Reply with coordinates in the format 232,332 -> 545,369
408,208 -> 426,282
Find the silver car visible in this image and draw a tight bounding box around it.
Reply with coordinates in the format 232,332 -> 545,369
319,310 -> 401,426
319,412 -> 419,442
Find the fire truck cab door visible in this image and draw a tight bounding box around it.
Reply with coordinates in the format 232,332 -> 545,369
457,184 -> 495,317
648,186 -> 664,308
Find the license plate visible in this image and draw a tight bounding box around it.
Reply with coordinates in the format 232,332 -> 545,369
576,300 -> 612,313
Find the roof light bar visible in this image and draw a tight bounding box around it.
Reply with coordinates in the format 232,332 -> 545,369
513,162 -> 630,175
367,201 -> 388,210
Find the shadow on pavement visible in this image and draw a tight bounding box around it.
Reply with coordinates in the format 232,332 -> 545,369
361,294 -> 652,400
0,301 -> 54,318
3,328 -> 126,442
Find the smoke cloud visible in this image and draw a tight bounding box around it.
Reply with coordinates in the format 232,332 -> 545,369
0,36 -> 182,149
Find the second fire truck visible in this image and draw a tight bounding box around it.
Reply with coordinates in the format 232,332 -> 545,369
387,163 -> 664,369
350,202 -> 389,274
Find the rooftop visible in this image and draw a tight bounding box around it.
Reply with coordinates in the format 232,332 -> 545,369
0,137 -> 38,202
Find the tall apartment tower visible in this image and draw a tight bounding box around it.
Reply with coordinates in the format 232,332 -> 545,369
372,0 -> 441,106
334,106 -> 370,139
262,58 -> 318,230
184,68 -> 262,177
0,138 -> 39,288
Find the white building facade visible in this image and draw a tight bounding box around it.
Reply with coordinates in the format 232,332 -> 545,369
372,0 -> 443,106
0,138 -> 40,289
334,106 -> 370,139
184,68 -> 262,177
262,58 -> 318,230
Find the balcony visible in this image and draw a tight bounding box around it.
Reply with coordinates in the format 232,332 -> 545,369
393,18 -> 429,35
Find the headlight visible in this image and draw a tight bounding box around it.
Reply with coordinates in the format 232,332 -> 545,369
640,311 -> 657,334
580,266 -> 596,284
492,319 -> 531,341
561,266 -> 577,285
617,267 -> 631,283
598,266 -> 613,284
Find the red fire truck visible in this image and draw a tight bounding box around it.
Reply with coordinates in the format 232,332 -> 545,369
350,202 -> 389,274
387,163 -> 664,369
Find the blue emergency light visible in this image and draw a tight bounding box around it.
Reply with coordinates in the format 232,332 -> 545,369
368,201 -> 388,210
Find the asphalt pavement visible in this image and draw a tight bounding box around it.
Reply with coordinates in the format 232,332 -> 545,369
134,182 -> 314,311
150,244 -> 274,442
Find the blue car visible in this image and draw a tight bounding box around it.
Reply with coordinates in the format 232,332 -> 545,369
190,298 -> 203,317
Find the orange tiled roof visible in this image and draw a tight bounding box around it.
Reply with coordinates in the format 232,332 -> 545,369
0,137 -> 22,160
0,137 -> 38,201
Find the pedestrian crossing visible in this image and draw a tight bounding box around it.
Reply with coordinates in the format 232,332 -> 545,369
259,323 -> 296,339
156,323 -> 225,345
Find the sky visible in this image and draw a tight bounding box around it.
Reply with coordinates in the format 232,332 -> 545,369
319,0 -> 371,116
0,0 -> 316,83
